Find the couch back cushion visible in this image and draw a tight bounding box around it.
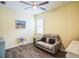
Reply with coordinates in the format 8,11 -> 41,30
41,37 -> 46,42
48,39 -> 55,44
49,34 -> 59,42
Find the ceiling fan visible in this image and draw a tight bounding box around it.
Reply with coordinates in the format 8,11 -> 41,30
20,1 -> 49,11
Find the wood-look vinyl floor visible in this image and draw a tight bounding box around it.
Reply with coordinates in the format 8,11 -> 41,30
6,44 -> 66,58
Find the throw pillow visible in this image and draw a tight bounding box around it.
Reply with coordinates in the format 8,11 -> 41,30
49,39 -> 55,44
41,37 -> 46,42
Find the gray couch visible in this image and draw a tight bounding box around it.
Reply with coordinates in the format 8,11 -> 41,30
34,34 -> 61,54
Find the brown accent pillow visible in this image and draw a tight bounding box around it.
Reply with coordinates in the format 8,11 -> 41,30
41,37 -> 46,42
49,39 -> 55,44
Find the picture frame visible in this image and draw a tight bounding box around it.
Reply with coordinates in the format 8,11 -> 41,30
16,20 -> 26,29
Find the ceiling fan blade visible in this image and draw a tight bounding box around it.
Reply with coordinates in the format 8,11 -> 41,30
20,1 -> 32,6
39,7 -> 46,10
0,1 -> 6,5
38,1 -> 49,6
24,7 -> 32,9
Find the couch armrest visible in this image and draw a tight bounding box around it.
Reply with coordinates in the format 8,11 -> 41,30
33,38 -> 41,45
51,40 -> 61,54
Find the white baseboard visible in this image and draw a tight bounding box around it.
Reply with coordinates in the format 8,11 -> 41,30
5,45 -> 19,50
5,42 -> 32,50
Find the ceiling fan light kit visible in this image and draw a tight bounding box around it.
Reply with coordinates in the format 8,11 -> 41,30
33,6 -> 37,10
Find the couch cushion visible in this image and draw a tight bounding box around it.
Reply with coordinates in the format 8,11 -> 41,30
43,34 -> 50,43
36,41 -> 53,50
43,34 -> 50,38
49,34 -> 59,42
48,39 -> 55,44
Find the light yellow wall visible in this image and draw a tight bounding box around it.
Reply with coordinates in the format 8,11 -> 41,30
0,14 -> 2,35
36,2 -> 79,49
0,7 -> 35,49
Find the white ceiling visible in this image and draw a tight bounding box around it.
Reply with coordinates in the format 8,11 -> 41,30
0,1 -> 71,15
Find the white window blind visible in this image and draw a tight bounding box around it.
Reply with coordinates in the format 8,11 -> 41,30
36,18 -> 44,34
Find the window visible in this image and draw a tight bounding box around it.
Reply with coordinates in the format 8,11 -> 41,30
36,18 -> 44,34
